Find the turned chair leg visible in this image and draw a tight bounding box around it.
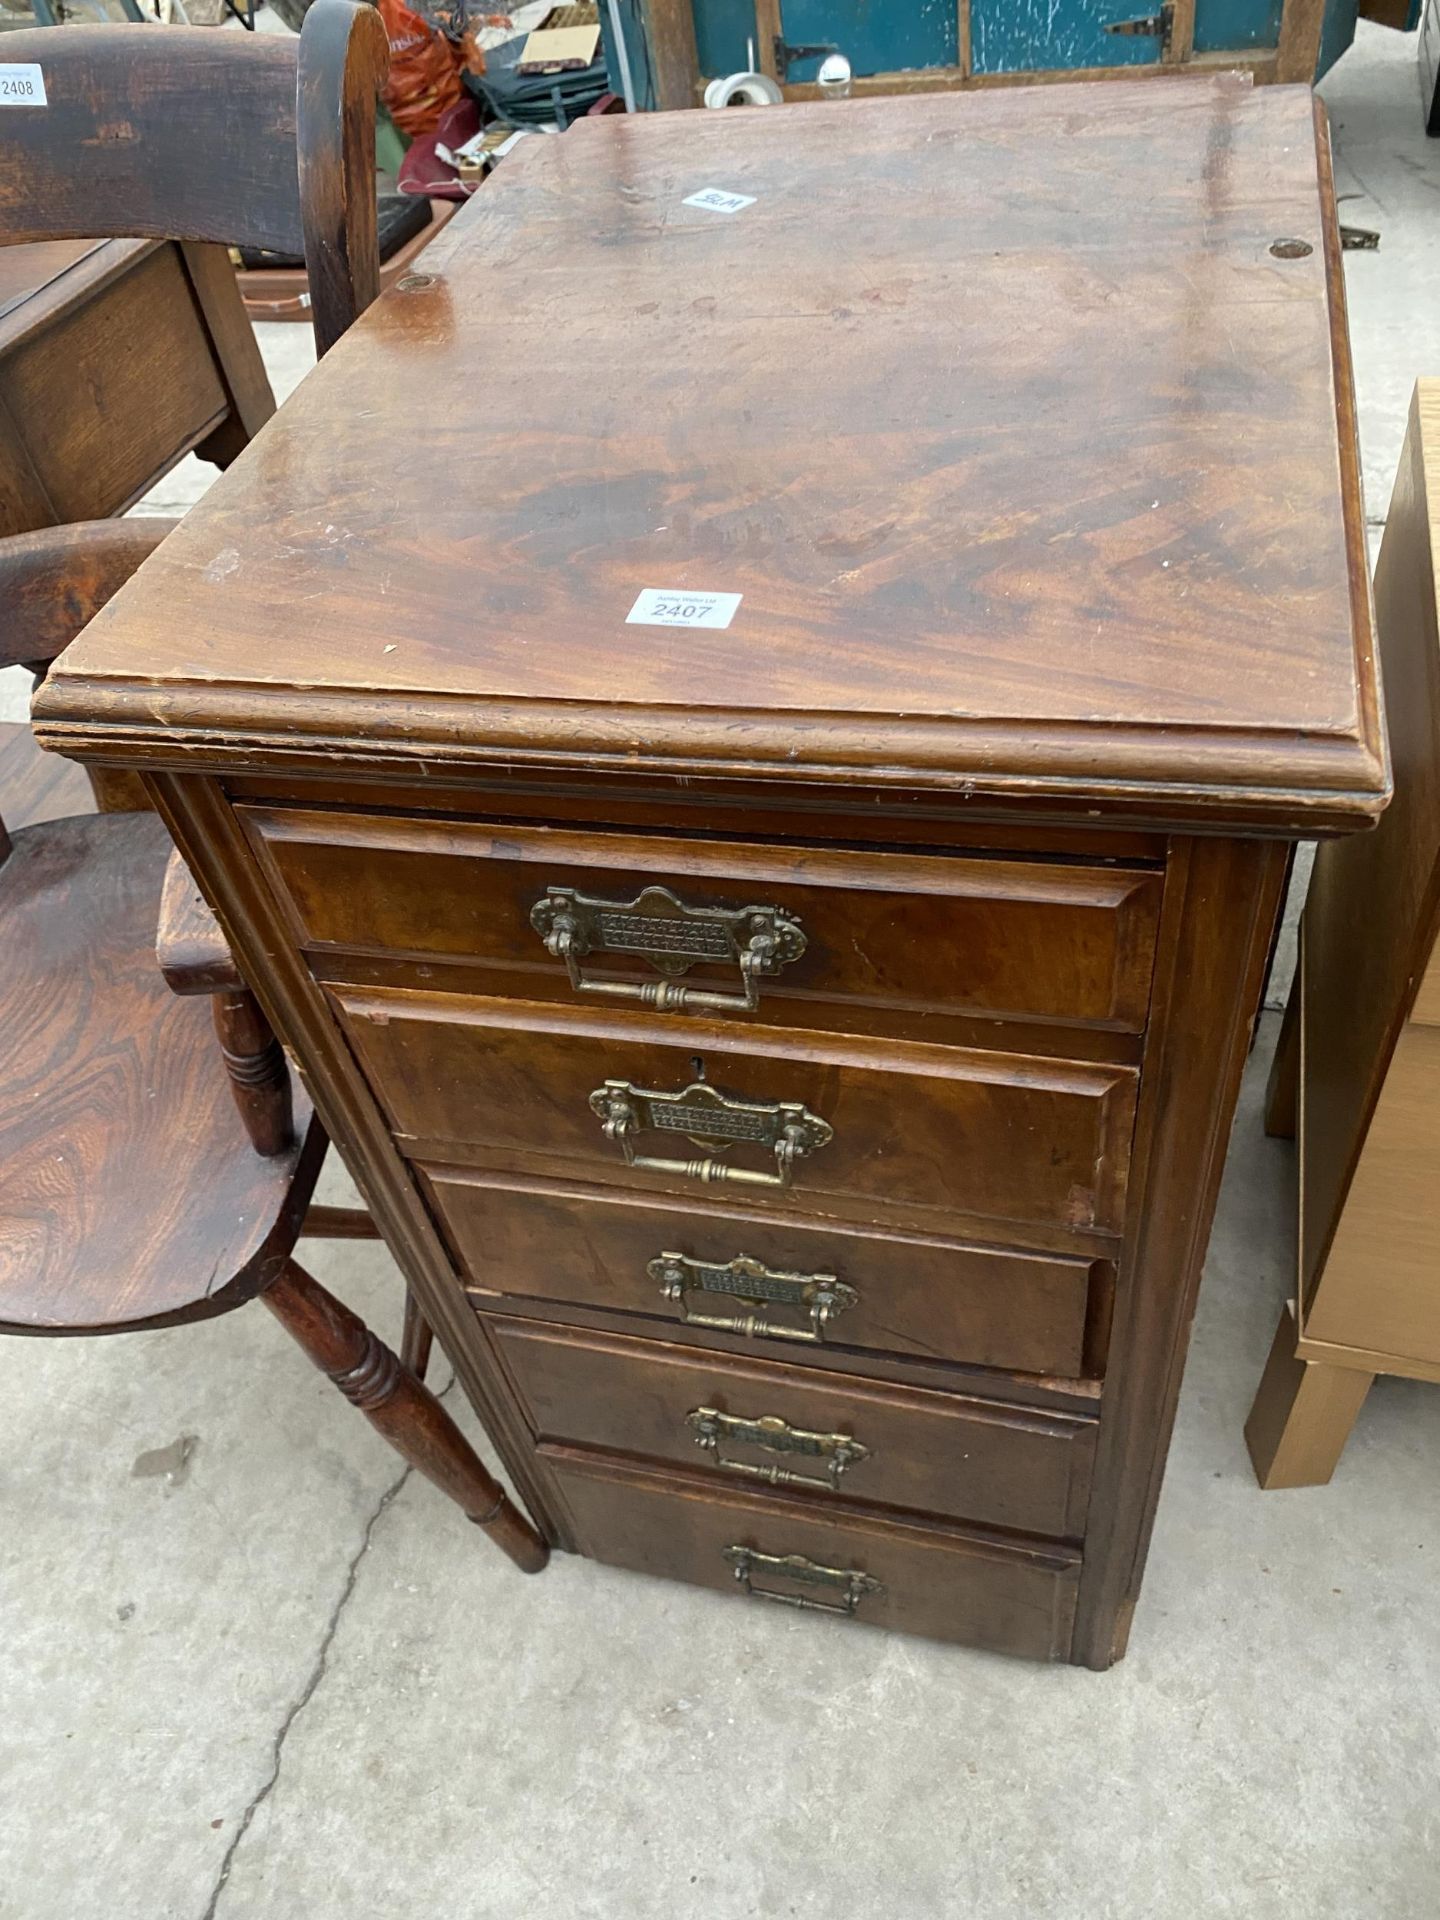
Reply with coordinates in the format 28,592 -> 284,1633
259,1256 -> 548,1573
213,987 -> 294,1157
400,1289 -> 434,1383
296,1208 -> 435,1385
1244,1306 -> 1374,1489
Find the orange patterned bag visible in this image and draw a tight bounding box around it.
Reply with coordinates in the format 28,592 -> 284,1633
375,0 -> 465,139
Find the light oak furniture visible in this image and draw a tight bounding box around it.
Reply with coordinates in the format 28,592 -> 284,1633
0,235 -> 273,536
0,520 -> 547,1572
37,80 -> 1386,1665
1247,382 -> 1440,1489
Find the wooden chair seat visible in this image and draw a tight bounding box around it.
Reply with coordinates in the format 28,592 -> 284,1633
0,717 -> 93,831
0,810 -> 324,1335
0,11 -> 549,1575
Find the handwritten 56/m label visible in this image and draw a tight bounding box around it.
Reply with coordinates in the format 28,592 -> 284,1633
0,65 -> 46,105
627,588 -> 742,631
682,188 -> 755,215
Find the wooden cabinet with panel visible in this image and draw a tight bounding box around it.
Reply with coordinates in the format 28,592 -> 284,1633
0,237 -> 273,532
36,84 -> 1384,1664
1246,384 -> 1440,1490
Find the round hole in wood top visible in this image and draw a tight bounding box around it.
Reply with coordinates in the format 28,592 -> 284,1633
396,273 -> 437,292
1268,238 -> 1313,260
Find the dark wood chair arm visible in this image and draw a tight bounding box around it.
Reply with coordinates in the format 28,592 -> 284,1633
156,845 -> 245,995
0,518 -> 178,672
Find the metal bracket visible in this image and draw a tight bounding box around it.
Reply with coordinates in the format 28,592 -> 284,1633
722,1546 -> 883,1618
1104,4 -> 1173,48
531,883 -> 805,1016
650,1250 -> 858,1345
772,35 -> 836,80
688,1407 -> 870,1490
589,1079 -> 832,1190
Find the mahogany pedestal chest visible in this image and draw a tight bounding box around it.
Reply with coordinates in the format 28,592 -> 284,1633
37,78 -> 1386,1666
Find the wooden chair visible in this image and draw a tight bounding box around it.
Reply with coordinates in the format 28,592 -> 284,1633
0,1 -> 444,1374
0,0 -> 389,358
0,519 -> 548,1574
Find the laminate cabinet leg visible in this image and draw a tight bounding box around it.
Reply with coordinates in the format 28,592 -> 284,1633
1244,1305 -> 1373,1489
1264,981 -> 1300,1140
260,1256 -> 549,1572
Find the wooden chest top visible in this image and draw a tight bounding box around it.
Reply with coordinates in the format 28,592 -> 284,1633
37,77 -> 1384,830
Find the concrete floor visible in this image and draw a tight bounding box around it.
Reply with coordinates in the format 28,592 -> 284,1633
4,24 -> 1440,1919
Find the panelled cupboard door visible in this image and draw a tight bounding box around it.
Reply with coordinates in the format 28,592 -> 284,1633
969,1 -> 1165,73
1194,0 -> 1285,51
695,0 -> 1346,87
773,0 -> 958,81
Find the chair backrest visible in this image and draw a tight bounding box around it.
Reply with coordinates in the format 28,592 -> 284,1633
0,3 -> 389,357
0,517 -> 175,855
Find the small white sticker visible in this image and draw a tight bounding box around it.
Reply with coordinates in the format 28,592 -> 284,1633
0,64 -> 46,106
682,188 -> 755,215
627,588 -> 742,631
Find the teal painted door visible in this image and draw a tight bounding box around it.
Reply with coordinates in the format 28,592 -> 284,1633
688,0 -> 1391,87
969,0 -> 1166,73
775,0 -> 957,80
1193,0 -> 1284,49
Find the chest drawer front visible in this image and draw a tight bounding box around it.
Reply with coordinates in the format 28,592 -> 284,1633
337,992 -> 1138,1236
429,1170 -> 1101,1379
547,1449 -> 1080,1660
494,1320 -> 1095,1537
246,808 -> 1161,1039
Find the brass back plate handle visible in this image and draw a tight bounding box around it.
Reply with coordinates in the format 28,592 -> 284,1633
722,1546 -> 884,1618
531,883 -> 806,1015
687,1406 -> 869,1491
589,1079 -> 832,1190
649,1250 -> 858,1345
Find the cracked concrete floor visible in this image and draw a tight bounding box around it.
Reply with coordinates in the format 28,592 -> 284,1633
4,22 -> 1440,1920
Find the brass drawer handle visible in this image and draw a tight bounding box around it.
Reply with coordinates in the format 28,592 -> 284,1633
649,1250 -> 858,1345
688,1407 -> 869,1491
722,1546 -> 883,1618
530,883 -> 805,1015
589,1078 -> 832,1190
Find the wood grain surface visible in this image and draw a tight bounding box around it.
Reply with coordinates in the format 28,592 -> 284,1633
0,812 -> 321,1334
547,1446 -> 1081,1658
490,1316 -> 1097,1536
156,843 -> 245,995
336,989 -> 1139,1236
35,79 -> 1383,830
0,3 -> 387,362
244,806 -> 1162,1039
431,1165 -> 1103,1379
1304,1022 -> 1440,1364
0,719 -> 90,831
